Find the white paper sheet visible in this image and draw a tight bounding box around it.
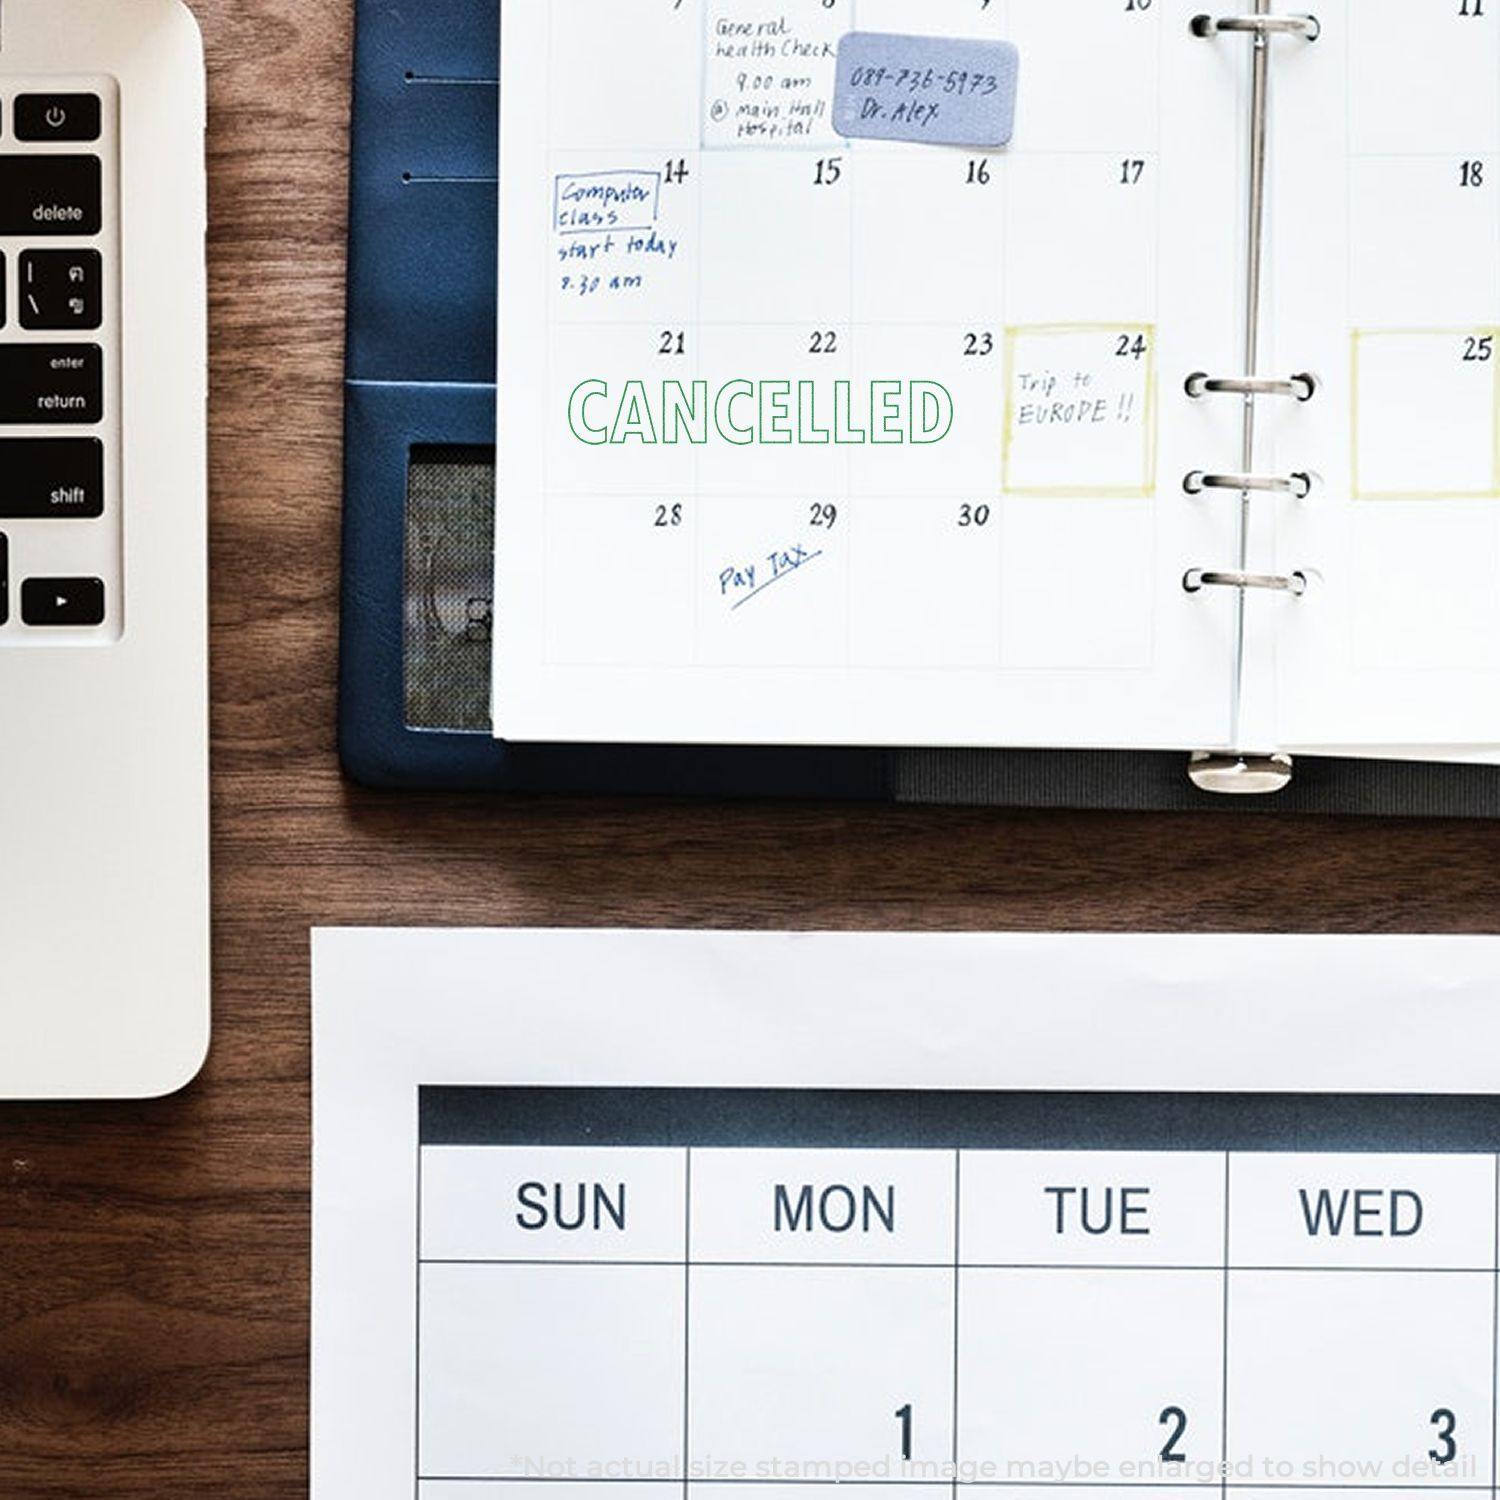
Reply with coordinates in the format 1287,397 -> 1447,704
492,3 -> 1500,759
313,928 -> 1500,1500
493,0 -> 1246,750
1262,0 -> 1500,750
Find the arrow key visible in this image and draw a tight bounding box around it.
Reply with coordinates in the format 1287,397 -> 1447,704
22,576 -> 106,627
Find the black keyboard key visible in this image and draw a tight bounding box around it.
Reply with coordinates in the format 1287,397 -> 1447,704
0,536 -> 8,626
22,576 -> 105,628
0,345 -> 103,424
0,439 -> 104,518
0,252 -> 5,330
18,250 -> 103,331
0,156 -> 101,236
14,94 -> 102,143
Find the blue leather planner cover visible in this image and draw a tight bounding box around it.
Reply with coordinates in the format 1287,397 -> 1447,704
337,0 -> 1500,815
339,0 -> 884,797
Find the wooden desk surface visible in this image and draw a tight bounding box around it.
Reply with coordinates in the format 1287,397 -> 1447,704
4,1 -> 1500,1494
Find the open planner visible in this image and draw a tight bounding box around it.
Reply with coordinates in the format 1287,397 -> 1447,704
493,1 -> 1500,782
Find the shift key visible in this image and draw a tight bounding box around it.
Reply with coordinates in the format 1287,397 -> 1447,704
0,345 -> 103,424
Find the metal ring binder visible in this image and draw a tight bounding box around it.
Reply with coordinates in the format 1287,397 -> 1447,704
1185,372 -> 1316,402
1184,569 -> 1308,596
1190,13 -> 1320,40
1184,470 -> 1312,498
1185,0 -> 1317,796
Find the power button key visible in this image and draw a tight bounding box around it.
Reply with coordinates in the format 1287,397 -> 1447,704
14,94 -> 102,143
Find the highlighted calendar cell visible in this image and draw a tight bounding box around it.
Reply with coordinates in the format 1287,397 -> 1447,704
544,495 -> 695,670
998,497 -> 1155,672
698,151 -> 852,326
421,1487 -> 680,1500
1005,154 -> 1158,328
701,0 -> 848,151
1348,0 -> 1500,158
547,150 -> 698,327
1005,1 -> 1162,152
1353,331 -> 1500,501
852,0 -> 1010,43
545,324 -> 699,496
958,1267 -> 1225,1482
1003,325 -> 1158,497
693,493 -> 849,668
849,151 -> 1006,329
1228,1153 -> 1497,1270
690,1148 -> 954,1264
1226,1271 -> 1494,1483
687,1264 -> 954,1469
848,494 -> 1004,670
848,323 -> 1002,501
960,1151 -> 1225,1267
544,0 -> 700,152
1347,505 -> 1500,676
1349,159 -> 1500,329
420,1146 -> 687,1263
418,1262 -> 686,1480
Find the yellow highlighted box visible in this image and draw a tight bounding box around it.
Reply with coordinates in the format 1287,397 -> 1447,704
1351,329 -> 1500,501
1002,323 -> 1158,498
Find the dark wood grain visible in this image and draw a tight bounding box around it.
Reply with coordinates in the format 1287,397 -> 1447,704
3,2 -> 1500,1495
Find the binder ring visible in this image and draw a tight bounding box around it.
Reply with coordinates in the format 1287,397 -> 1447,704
1185,372 -> 1316,402
1190,13 -> 1320,40
1184,569 -> 1308,596
1184,470 -> 1313,498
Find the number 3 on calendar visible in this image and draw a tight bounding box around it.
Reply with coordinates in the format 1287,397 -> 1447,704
1429,1407 -> 1457,1465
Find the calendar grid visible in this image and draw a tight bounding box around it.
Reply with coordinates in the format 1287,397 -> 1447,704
951,1151 -> 962,1500
1220,1152 -> 1231,1500
684,1147 -> 694,1500
415,1259 -> 1500,1274
414,1120 -> 424,1500
523,0 -> 1185,714
416,1127 -> 1500,1494
413,1484 -> 1500,1492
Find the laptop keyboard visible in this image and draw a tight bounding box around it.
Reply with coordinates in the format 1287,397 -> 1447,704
0,82 -> 118,638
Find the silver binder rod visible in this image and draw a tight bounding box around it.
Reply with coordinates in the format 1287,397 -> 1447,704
1184,470 -> 1312,498
1190,13 -> 1320,39
1185,372 -> 1316,402
1184,569 -> 1308,596
1185,0 -> 1317,796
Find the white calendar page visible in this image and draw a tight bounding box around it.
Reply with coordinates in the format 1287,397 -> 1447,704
312,929 -> 1500,1500
1265,0 -> 1500,754
493,0 -> 1251,751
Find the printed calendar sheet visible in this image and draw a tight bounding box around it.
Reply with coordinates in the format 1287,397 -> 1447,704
314,929 -> 1500,1500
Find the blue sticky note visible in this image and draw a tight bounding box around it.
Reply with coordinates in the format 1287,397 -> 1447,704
833,32 -> 1020,149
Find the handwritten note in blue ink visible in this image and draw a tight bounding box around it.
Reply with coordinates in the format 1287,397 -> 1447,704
553,171 -> 661,236
833,32 -> 1020,149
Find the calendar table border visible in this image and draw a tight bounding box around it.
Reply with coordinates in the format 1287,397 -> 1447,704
412,1088 -> 1500,1499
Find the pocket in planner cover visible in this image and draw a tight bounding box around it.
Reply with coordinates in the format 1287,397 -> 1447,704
833,32 -> 1020,149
